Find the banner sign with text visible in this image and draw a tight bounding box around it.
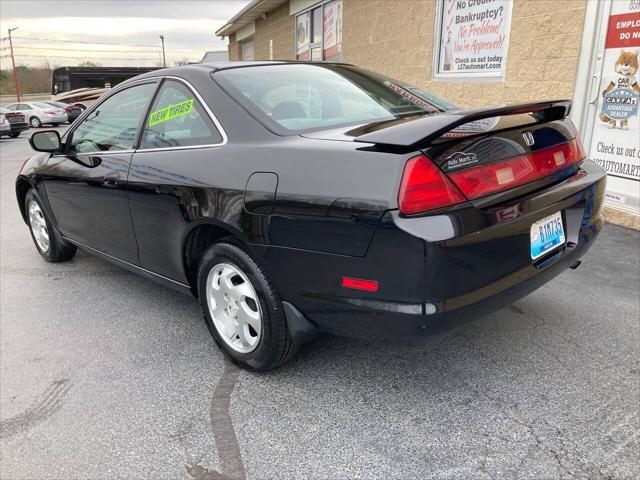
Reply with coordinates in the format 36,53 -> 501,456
433,0 -> 513,79
588,0 -> 640,213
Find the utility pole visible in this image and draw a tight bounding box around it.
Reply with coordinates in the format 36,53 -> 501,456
8,27 -> 21,102
159,35 -> 166,67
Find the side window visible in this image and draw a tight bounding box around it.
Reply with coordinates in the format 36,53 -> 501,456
141,80 -> 222,149
68,82 -> 156,154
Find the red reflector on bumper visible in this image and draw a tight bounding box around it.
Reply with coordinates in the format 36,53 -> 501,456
447,140 -> 585,200
341,277 -> 379,292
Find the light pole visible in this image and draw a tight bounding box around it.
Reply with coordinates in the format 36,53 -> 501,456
8,27 -> 21,102
159,35 -> 166,67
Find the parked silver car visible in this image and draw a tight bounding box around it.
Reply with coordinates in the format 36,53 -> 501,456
0,107 -> 30,137
0,112 -> 10,136
4,102 -> 67,128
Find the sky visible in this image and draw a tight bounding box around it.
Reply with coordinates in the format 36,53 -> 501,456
0,0 -> 251,68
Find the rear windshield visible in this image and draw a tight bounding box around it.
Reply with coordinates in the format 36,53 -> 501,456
214,64 -> 456,133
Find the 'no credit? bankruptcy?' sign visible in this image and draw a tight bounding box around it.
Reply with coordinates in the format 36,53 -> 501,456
434,0 -> 513,79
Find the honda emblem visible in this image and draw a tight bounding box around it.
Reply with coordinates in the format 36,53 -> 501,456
522,131 -> 535,146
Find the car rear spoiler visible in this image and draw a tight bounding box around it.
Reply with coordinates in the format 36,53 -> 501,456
353,100 -> 571,147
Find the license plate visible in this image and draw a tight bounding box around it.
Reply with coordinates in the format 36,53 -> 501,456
530,211 -> 565,260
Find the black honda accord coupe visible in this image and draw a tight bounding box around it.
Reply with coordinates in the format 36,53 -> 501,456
17,61 -> 605,371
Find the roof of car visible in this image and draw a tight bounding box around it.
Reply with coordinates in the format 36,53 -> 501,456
128,61 -> 353,85
201,60 -> 352,71
200,61 -> 288,69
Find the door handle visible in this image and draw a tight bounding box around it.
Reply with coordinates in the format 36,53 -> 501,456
588,74 -> 600,105
103,172 -> 121,187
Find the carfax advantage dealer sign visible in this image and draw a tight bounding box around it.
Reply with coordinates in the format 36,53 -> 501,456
433,0 -> 513,80
588,0 -> 640,213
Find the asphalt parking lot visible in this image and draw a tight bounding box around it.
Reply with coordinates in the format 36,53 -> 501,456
1,129 -> 639,480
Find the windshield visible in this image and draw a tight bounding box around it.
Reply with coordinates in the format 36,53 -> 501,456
214,64 -> 457,133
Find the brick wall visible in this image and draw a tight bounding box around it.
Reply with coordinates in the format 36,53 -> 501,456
224,0 -> 586,108
228,33 -> 240,61
254,2 -> 296,60
342,0 -> 586,107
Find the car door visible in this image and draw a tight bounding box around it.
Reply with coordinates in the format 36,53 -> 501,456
127,78 -> 226,281
42,80 -> 159,264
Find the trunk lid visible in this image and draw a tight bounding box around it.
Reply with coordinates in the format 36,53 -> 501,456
304,100 -> 584,208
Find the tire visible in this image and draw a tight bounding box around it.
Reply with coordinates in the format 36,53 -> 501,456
24,189 -> 76,263
197,241 -> 299,371
9,133 -> 20,138
29,116 -> 42,128
52,123 -> 61,127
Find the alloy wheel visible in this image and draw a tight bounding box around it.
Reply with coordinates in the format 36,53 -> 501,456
28,200 -> 49,253
30,117 -> 42,128
206,262 -> 262,353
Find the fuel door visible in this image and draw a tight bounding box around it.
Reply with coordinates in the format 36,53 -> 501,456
244,171 -> 278,215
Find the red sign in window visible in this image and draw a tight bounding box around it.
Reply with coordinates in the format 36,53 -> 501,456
605,12 -> 640,49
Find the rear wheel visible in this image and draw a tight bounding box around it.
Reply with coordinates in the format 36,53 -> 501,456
29,116 -> 42,128
9,132 -> 20,138
197,241 -> 299,371
51,123 -> 61,127
24,189 -> 76,262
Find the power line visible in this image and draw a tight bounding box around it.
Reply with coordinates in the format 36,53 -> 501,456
10,35 -> 161,48
15,46 -> 162,54
7,53 -> 159,60
9,36 -> 198,52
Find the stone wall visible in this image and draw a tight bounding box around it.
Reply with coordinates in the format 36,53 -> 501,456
224,0 -> 587,108
342,0 -> 587,107
254,2 -> 296,60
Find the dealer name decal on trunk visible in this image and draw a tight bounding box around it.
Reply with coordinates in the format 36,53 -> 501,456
443,151 -> 479,171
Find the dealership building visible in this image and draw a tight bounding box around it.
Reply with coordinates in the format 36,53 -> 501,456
216,0 -> 640,219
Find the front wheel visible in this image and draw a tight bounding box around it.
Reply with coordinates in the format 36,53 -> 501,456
197,241 -> 299,371
24,189 -> 76,262
29,116 -> 42,128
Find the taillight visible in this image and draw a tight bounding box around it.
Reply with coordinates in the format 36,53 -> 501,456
44,110 -> 56,115
447,139 -> 585,200
398,154 -> 466,215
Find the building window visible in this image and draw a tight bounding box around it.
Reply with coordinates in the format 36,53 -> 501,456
241,38 -> 255,61
296,0 -> 342,62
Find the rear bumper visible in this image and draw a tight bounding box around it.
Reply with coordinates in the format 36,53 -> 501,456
263,160 -> 606,342
9,122 -> 29,134
303,233 -> 598,341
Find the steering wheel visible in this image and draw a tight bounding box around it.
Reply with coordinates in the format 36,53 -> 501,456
73,137 -> 102,153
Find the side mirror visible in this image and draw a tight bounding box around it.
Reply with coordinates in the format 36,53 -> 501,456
29,130 -> 61,153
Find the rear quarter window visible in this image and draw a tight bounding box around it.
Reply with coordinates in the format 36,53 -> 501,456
140,80 -> 223,149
